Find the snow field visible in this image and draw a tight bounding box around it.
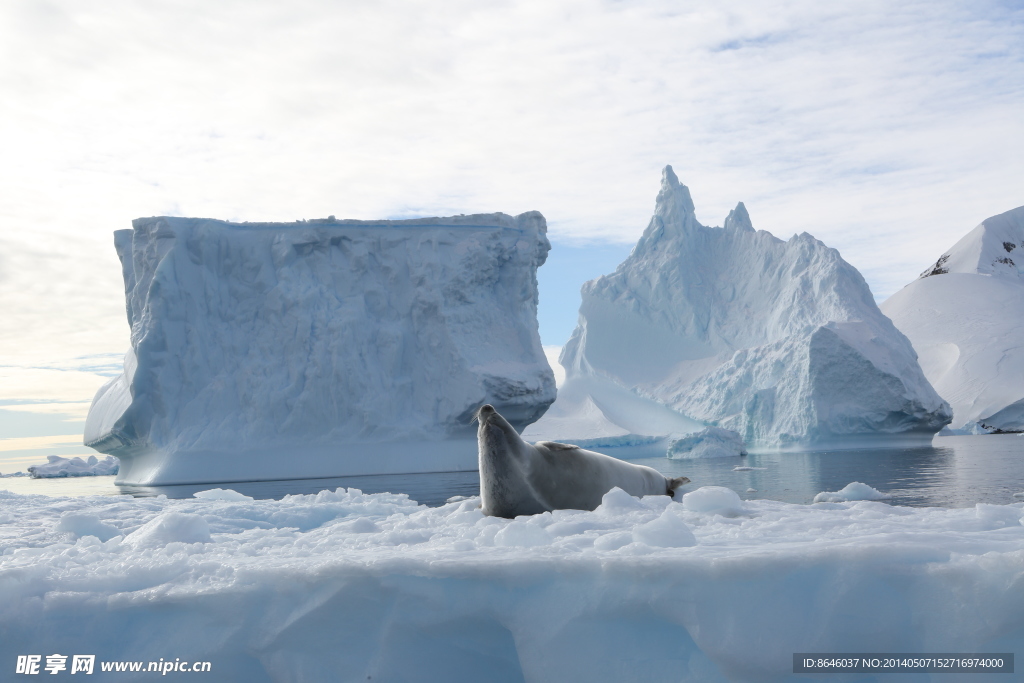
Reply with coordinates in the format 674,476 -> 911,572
882,205 -> 1024,432
1,486 -> 1022,682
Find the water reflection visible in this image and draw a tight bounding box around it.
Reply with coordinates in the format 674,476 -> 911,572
118,470 -> 480,507
624,435 -> 1022,508
12,435 -> 1021,508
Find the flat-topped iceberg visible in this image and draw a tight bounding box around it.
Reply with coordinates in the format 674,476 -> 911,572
531,166 -> 950,447
85,213 -> 555,485
881,204 -> 1024,433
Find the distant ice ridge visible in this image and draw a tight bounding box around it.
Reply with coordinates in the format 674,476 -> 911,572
85,213 -> 555,485
563,434 -> 662,449
1,487 -> 1022,682
667,427 -> 747,459
26,455 -> 118,478
881,204 -> 1024,433
530,166 -> 950,447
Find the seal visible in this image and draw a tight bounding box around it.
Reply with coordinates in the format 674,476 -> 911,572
476,404 -> 690,518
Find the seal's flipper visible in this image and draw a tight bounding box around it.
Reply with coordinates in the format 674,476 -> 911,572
534,441 -> 580,452
667,476 -> 691,495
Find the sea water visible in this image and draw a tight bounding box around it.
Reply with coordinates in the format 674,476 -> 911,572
2,434 -> 1022,507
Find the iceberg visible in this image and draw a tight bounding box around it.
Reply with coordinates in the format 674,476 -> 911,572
1,487 -> 1021,681
813,481 -> 891,503
667,427 -> 747,459
26,455 -> 118,478
84,213 -> 555,485
881,205 -> 1024,433
531,166 -> 950,447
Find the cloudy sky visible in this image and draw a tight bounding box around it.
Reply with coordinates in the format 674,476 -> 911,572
1,0 -> 1022,469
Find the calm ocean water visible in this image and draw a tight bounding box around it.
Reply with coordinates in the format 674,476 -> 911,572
3,434 -> 1023,508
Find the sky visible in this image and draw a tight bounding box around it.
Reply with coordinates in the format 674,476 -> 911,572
1,0 -> 1023,470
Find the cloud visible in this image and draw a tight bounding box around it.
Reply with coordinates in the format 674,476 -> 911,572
1,402 -> 93,420
0,434 -> 83,452
0,365 -> 113,403
0,0 -> 1022,381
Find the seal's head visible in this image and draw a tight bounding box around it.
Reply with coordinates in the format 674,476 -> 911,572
475,404 -> 521,448
475,404 -> 545,518
475,404 -> 497,423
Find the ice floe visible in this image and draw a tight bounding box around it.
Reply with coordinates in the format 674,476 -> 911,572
4,485 -> 1020,681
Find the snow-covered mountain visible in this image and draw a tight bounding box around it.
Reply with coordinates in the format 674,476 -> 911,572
85,213 -> 555,485
881,205 -> 1024,433
527,166 -> 950,447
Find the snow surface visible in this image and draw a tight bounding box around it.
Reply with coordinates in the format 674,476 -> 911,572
531,166 -> 949,447
26,455 -> 118,478
667,427 -> 747,459
194,488 -> 255,502
680,485 -> 746,515
882,205 -> 1024,432
1,486 -> 1022,682
522,372 -> 702,442
85,213 -> 555,486
813,481 -> 891,503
